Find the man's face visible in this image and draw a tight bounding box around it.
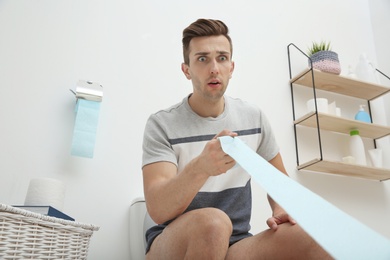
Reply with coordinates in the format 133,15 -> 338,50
182,35 -> 234,102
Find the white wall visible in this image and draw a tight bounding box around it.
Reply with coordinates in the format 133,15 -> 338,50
370,0 -> 390,122
0,1 -> 389,259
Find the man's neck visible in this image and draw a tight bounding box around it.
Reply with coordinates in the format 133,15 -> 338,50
188,94 -> 225,118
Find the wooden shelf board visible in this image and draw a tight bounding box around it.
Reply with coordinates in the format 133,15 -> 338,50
294,112 -> 390,139
290,69 -> 390,100
298,158 -> 390,181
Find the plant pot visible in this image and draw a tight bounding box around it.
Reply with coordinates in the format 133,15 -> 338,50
309,50 -> 341,75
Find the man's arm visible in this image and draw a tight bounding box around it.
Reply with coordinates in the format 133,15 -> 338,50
143,130 -> 237,224
266,152 -> 297,230
143,160 -> 208,224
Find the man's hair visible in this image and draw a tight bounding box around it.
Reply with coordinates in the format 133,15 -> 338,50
182,18 -> 233,65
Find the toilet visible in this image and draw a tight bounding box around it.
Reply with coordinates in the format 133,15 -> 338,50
129,197 -> 156,260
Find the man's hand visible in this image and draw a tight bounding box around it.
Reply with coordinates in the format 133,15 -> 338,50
266,155 -> 295,231
266,209 -> 297,231
213,129 -> 238,140
194,130 -> 237,177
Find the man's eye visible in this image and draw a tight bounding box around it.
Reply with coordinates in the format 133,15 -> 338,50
219,56 -> 228,61
198,56 -> 207,62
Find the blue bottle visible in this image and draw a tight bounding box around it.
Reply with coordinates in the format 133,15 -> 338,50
355,105 -> 371,123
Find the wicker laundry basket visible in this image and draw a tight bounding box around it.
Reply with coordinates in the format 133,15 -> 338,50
0,203 -> 99,260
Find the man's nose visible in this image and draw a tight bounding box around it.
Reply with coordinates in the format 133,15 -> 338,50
210,60 -> 219,74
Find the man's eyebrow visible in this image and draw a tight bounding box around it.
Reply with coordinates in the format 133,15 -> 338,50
194,51 -> 230,56
194,51 -> 210,56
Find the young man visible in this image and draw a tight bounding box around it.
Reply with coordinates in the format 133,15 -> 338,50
142,18 -> 331,259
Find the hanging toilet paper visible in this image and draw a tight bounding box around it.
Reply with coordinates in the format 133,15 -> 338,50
71,99 -> 101,158
219,136 -> 390,259
24,178 -> 66,211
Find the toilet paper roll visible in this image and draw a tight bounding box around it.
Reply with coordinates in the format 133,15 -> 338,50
24,178 -> 66,211
71,99 -> 101,158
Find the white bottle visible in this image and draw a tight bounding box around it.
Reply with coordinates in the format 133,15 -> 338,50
355,53 -> 377,83
349,130 -> 366,166
347,65 -> 357,79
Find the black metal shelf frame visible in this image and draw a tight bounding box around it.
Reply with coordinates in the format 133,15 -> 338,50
287,43 -> 323,167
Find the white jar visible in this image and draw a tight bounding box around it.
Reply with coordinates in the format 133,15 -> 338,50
306,98 -> 328,113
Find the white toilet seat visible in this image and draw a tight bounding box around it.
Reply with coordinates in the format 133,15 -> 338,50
129,197 -> 156,260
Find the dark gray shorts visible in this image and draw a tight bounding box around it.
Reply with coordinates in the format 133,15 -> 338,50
145,224 -> 252,254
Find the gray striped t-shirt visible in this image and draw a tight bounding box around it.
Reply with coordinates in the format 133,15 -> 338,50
142,94 -> 279,252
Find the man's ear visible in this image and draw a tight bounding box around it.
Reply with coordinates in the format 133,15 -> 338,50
229,61 -> 235,79
181,63 -> 191,80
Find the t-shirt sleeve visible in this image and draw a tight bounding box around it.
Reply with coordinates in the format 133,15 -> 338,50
142,114 -> 178,168
256,110 -> 280,161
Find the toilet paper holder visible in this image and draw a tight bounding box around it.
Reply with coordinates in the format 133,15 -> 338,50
70,80 -> 103,102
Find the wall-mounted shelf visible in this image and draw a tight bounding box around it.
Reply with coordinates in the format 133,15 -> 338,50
298,159 -> 390,181
287,43 -> 390,181
290,68 -> 390,100
295,112 -> 390,139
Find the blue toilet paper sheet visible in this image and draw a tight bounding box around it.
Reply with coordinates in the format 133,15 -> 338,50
71,99 -> 101,158
219,136 -> 390,260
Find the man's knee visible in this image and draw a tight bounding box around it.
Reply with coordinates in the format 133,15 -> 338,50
185,208 -> 232,257
188,207 -> 233,237
148,208 -> 233,259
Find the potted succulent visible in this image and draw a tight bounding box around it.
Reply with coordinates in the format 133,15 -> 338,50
307,41 -> 341,75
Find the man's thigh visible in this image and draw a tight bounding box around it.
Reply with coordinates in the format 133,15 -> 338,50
226,223 -> 332,260
146,208 -> 232,260
146,218 -> 189,260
